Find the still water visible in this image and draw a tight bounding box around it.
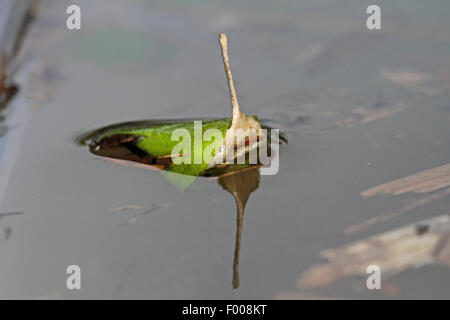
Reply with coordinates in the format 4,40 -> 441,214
0,0 -> 450,298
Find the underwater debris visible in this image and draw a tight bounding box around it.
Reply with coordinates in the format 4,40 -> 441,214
346,186 -> 450,235
0,53 -> 18,111
299,214 -> 450,288
361,163 -> 450,197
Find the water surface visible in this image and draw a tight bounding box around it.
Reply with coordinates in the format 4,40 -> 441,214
0,0 -> 450,299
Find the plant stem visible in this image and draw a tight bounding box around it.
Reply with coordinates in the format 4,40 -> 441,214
219,33 -> 244,124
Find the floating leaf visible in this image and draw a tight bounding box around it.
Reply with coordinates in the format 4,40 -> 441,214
77,34 -> 285,180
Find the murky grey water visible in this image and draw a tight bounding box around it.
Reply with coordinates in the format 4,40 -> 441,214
0,0 -> 450,299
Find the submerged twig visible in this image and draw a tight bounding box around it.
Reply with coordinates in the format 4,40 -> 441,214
346,187 -> 450,235
299,214 -> 450,289
0,53 -> 19,111
0,211 -> 24,220
361,163 -> 450,197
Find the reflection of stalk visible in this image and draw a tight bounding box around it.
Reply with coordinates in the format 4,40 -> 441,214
232,193 -> 245,289
218,168 -> 260,289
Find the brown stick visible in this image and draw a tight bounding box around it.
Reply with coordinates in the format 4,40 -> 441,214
219,33 -> 244,124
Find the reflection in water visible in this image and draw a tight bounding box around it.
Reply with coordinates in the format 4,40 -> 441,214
298,214 -> 450,290
77,119 -> 284,288
90,152 -> 261,288
218,168 -> 260,289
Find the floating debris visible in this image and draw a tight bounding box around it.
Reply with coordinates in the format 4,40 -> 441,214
298,214 -> 450,289
361,163 -> 450,197
382,70 -> 430,86
346,186 -> 450,235
336,102 -> 407,128
111,205 -> 147,211
111,203 -> 172,226
381,69 -> 445,96
347,164 -> 450,235
0,211 -> 24,219
0,53 -> 19,111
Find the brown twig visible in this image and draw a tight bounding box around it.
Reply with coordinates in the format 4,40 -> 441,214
219,33 -> 244,124
0,53 -> 18,111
